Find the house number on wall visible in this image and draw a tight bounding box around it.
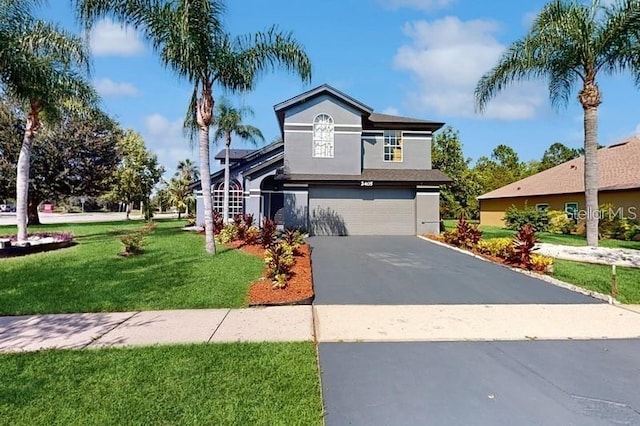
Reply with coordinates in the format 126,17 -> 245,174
360,181 -> 374,187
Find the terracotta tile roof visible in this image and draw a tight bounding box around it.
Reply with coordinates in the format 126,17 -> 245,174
277,169 -> 452,184
478,137 -> 640,200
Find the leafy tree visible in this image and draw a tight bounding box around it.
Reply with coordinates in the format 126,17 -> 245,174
473,144 -> 534,193
76,0 -> 312,255
106,130 -> 164,220
431,126 -> 481,218
475,0 -> 640,246
1,0 -> 97,241
213,99 -> 264,222
0,98 -> 121,224
538,142 -> 581,171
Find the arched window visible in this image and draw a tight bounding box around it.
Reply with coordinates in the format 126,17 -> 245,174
212,180 -> 243,220
313,113 -> 334,158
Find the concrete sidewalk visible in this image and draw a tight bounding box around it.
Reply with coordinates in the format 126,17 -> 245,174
0,306 -> 313,353
2,304 -> 640,353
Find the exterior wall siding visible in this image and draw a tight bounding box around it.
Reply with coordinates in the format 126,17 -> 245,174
362,133 -> 432,170
479,190 -> 640,227
284,95 -> 362,175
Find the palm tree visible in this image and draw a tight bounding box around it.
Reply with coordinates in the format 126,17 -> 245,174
76,0 -> 311,254
213,99 -> 264,222
1,0 -> 97,242
176,158 -> 199,183
475,0 -> 640,247
167,176 -> 190,219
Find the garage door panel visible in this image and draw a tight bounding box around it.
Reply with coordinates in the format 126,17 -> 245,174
309,187 -> 415,236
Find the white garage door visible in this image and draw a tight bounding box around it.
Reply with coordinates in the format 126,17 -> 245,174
308,187 -> 416,235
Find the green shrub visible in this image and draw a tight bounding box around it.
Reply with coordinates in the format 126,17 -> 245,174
477,238 -> 514,259
503,204 -> 548,232
547,210 -> 575,234
624,223 -> 640,241
216,224 -> 238,245
264,241 -> 295,289
119,222 -> 157,256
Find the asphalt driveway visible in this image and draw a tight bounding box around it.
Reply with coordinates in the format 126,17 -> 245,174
319,340 -> 640,426
309,236 -> 598,305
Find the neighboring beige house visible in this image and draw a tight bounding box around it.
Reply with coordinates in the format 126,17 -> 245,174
478,137 -> 640,227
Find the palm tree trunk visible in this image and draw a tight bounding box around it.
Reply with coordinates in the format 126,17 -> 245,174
16,131 -> 33,242
196,79 -> 216,255
27,197 -> 40,225
199,125 -> 216,254
222,134 -> 231,224
583,105 -> 599,247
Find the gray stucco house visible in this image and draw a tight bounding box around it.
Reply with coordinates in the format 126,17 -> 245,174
194,84 -> 450,235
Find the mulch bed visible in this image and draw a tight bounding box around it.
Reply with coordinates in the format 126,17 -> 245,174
224,241 -> 314,306
422,234 -> 547,274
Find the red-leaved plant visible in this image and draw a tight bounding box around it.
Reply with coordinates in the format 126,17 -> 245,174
443,217 -> 482,250
509,224 -> 540,269
261,218 -> 278,248
212,210 -> 224,235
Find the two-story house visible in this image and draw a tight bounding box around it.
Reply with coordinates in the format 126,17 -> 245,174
194,84 -> 450,235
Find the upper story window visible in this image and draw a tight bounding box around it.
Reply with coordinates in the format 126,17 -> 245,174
383,130 -> 403,162
313,114 -> 334,158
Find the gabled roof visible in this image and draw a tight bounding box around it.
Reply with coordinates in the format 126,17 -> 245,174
189,141 -> 284,190
214,149 -> 254,161
478,137 -> 640,200
273,83 -> 444,134
274,84 -> 373,134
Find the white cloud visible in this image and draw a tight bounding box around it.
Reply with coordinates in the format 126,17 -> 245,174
94,78 -> 139,97
381,107 -> 400,115
378,0 -> 453,11
393,16 -> 544,120
89,19 -> 144,57
142,114 -> 196,178
635,123 -> 640,135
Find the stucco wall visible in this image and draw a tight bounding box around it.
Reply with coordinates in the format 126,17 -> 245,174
479,190 -> 640,227
284,95 -> 362,175
362,133 -> 432,170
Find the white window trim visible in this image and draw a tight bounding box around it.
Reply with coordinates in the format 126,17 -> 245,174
312,113 -> 335,159
383,130 -> 403,163
564,202 -> 579,220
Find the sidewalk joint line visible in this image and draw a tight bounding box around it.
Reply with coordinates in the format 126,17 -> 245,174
207,309 -> 231,343
83,311 -> 141,349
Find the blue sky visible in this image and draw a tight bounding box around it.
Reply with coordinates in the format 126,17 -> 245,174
41,0 -> 640,177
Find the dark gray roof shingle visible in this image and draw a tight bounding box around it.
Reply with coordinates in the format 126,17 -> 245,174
277,169 -> 451,184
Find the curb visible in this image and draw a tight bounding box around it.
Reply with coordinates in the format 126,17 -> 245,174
417,235 -> 617,304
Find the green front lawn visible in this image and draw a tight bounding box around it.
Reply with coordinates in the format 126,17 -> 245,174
552,260 -> 640,303
443,219 -> 640,249
0,220 -> 264,315
0,342 -> 323,425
